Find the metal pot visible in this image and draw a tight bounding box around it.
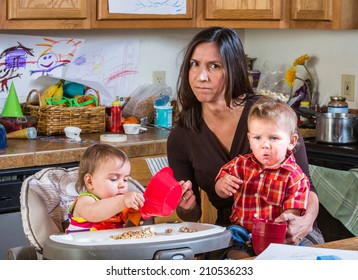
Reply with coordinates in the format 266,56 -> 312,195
316,113 -> 358,144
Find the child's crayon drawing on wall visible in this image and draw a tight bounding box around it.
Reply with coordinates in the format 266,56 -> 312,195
30,38 -> 82,77
63,40 -> 140,107
0,34 -> 83,110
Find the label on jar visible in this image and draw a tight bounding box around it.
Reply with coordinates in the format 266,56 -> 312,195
327,106 -> 348,114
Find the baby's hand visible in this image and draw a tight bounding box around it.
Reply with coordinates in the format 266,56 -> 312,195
215,174 -> 242,198
123,192 -> 145,210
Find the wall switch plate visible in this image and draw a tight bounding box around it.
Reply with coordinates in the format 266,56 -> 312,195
341,74 -> 355,101
153,71 -> 166,84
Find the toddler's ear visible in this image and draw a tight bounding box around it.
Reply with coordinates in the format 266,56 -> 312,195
288,133 -> 299,150
84,174 -> 94,190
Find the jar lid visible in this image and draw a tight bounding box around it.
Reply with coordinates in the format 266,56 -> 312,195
330,96 -> 346,101
300,101 -> 310,106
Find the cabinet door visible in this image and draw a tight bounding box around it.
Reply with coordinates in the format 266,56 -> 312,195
198,0 -> 288,28
290,0 -> 358,29
93,0 -> 195,28
291,0 -> 332,21
1,0 -> 90,29
205,0 -> 282,20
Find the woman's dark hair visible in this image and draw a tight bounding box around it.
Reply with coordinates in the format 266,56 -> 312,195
176,27 -> 255,131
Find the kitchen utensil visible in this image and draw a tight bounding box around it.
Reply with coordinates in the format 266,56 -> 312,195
251,218 -> 287,255
140,167 -> 182,219
146,123 -> 171,131
123,123 -> 147,134
315,113 -> 358,144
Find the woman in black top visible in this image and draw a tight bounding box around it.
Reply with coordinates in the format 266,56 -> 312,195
167,27 -> 324,246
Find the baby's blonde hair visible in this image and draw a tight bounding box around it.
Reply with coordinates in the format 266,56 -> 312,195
248,96 -> 297,136
75,144 -> 129,193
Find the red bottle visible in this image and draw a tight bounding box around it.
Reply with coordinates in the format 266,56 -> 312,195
111,96 -> 123,133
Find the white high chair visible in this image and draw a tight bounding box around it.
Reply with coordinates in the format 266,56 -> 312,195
7,166 -> 149,260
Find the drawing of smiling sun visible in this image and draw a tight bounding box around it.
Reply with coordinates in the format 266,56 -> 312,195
30,38 -> 82,76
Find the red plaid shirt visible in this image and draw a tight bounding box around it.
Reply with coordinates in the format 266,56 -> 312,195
215,152 -> 310,232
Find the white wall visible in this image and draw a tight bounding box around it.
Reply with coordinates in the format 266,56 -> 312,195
0,29 -> 189,107
244,28 -> 358,109
1,28 -> 357,109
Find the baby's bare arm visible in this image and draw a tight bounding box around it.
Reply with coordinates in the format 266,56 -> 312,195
74,192 -> 144,222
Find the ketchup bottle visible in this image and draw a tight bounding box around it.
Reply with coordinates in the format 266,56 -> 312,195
111,96 -> 123,133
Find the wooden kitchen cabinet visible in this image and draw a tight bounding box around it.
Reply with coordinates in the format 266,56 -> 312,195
1,0 -> 357,30
197,0 -> 289,28
92,0 -> 195,28
290,0 -> 358,29
197,0 -> 358,29
0,0 -> 90,29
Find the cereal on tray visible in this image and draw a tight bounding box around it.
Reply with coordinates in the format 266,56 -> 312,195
111,227 -> 156,240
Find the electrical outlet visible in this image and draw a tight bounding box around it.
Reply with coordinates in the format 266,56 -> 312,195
153,71 -> 166,84
341,74 -> 355,101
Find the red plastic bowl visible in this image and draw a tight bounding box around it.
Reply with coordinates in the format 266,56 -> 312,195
140,167 -> 182,219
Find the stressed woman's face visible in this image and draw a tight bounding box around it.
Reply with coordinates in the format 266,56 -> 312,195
189,42 -> 226,104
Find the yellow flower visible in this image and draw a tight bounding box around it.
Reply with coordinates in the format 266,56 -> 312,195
293,54 -> 310,66
285,67 -> 297,86
285,54 -> 315,102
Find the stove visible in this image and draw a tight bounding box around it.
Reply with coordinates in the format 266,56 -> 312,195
304,139 -> 358,170
304,138 -> 356,242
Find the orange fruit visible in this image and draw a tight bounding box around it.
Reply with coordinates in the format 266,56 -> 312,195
74,95 -> 84,104
123,116 -> 138,124
121,117 -> 126,123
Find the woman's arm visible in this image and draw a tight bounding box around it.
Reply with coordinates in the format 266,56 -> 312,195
167,128 -> 202,222
276,192 -> 319,244
278,132 -> 320,244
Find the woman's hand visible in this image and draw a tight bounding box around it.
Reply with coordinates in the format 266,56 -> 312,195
178,180 -> 196,211
215,174 -> 242,198
275,192 -> 319,245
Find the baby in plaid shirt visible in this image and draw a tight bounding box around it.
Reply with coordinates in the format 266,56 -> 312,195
215,96 -> 310,259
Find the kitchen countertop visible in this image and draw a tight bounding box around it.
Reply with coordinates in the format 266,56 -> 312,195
0,127 -> 170,170
0,127 -> 343,171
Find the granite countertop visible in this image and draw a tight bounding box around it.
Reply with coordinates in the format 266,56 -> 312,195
0,127 -> 170,170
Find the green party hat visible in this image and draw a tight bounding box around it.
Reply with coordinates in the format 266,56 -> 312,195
1,82 -> 24,117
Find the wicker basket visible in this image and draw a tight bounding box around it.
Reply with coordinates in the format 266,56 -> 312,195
23,89 -> 106,136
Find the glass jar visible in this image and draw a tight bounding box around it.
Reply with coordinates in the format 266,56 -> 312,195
299,101 -> 310,122
327,96 -> 348,114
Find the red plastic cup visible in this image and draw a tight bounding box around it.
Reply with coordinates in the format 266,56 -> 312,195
140,167 -> 182,219
251,218 -> 287,255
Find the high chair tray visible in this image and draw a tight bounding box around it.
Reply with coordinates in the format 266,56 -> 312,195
43,222 -> 232,260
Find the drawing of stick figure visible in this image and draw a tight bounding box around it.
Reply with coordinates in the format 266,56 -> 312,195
0,65 -> 22,92
30,51 -> 67,76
